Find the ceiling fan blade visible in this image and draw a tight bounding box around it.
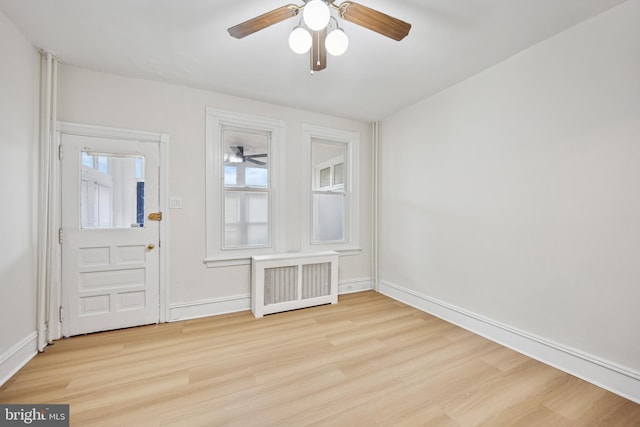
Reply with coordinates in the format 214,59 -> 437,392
245,154 -> 268,159
228,5 -> 299,39
247,158 -> 267,166
337,1 -> 411,41
311,28 -> 327,72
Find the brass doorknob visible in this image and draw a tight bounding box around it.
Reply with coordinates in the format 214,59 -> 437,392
147,244 -> 155,250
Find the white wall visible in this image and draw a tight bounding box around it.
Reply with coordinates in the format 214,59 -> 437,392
57,66 -> 373,318
379,0 -> 640,399
0,11 -> 40,381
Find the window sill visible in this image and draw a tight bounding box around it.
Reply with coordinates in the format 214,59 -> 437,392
332,248 -> 362,257
204,248 -> 362,268
204,257 -> 252,268
306,245 -> 362,257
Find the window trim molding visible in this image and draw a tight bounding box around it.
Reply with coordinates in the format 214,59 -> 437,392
301,124 -> 361,254
205,108 -> 286,267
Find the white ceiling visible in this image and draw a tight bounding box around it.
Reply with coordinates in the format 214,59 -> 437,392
0,0 -> 627,122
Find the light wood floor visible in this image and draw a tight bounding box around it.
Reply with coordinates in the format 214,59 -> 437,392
2,291 -> 639,426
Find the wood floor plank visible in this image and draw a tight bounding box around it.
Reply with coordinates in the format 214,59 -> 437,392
1,291 -> 638,426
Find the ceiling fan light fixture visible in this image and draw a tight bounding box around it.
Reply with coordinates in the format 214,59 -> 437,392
227,1 -> 411,73
289,26 -> 312,54
224,154 -> 243,163
302,0 -> 331,31
325,28 -> 349,56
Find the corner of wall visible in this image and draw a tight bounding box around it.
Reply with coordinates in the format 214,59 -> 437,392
379,280 -> 640,404
0,332 -> 38,387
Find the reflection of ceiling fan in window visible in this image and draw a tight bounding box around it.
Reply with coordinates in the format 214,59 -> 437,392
227,145 -> 267,166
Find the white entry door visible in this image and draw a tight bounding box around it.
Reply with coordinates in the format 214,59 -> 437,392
61,132 -> 160,336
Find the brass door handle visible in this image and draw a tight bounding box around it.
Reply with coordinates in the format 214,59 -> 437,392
147,244 -> 155,250
148,212 -> 162,221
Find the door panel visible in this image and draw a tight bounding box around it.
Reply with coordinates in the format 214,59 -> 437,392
61,133 -> 160,336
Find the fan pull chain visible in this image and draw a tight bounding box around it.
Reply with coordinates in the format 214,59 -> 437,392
317,31 -> 321,66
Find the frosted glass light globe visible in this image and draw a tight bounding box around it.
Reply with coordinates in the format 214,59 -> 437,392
325,28 -> 349,56
303,0 -> 330,31
289,26 -> 312,54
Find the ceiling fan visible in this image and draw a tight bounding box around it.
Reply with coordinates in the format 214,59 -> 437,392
228,0 -> 411,72
228,146 -> 268,166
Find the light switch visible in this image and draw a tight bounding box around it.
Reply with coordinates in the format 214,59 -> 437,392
169,197 -> 183,209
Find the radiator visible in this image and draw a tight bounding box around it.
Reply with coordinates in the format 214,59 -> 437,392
251,251 -> 338,318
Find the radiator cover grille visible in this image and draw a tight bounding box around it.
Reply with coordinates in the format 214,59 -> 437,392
264,265 -> 298,305
252,252 -> 338,318
302,263 -> 331,299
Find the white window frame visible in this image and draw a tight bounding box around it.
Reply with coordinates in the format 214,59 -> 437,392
301,124 -> 360,255
205,108 -> 285,267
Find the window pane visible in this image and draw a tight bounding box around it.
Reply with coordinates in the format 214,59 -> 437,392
224,191 -> 269,248
313,193 -> 345,242
97,156 -> 109,174
311,139 -> 346,243
334,163 -> 344,185
135,157 -> 144,180
221,127 -> 271,249
245,167 -> 268,187
82,152 -> 94,168
224,165 -> 237,186
223,128 -> 269,188
81,152 -> 145,229
319,167 -> 331,188
312,140 -> 345,191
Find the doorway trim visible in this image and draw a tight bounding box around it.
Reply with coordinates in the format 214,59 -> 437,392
50,121 -> 169,340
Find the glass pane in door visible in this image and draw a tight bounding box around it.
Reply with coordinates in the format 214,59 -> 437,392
80,152 -> 146,229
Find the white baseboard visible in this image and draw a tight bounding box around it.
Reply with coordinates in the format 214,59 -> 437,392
168,278 -> 374,321
0,332 -> 38,387
378,280 -> 640,404
169,294 -> 251,321
338,277 -> 373,294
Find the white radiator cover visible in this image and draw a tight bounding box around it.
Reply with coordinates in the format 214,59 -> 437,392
251,251 -> 338,318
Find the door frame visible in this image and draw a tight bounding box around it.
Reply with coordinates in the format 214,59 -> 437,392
50,121 -> 169,340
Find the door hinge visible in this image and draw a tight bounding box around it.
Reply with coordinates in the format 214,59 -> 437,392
59,306 -> 64,323
58,228 -> 63,244
58,144 -> 63,160
148,212 -> 163,221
